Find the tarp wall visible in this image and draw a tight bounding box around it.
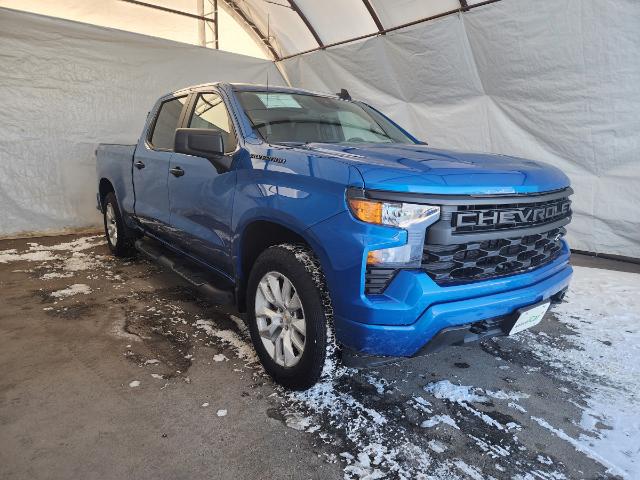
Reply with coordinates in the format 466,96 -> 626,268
0,8 -> 282,237
281,0 -> 640,258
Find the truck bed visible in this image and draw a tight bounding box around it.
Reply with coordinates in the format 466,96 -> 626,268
96,143 -> 135,165
96,143 -> 136,214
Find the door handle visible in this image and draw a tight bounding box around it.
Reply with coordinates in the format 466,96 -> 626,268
170,166 -> 185,177
134,160 -> 145,170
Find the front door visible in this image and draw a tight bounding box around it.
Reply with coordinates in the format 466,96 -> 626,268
167,91 -> 238,278
133,95 -> 188,238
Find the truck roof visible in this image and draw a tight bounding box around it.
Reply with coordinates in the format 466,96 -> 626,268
169,82 -> 340,100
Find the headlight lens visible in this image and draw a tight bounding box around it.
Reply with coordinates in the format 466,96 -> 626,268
348,198 -> 440,228
348,197 -> 440,268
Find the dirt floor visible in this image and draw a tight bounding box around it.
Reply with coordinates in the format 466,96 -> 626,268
0,234 -> 638,480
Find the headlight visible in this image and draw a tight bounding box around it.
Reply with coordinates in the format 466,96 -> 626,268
347,198 -> 439,228
348,197 -> 440,268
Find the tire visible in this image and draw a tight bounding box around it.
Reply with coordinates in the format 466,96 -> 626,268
103,192 -> 136,257
246,244 -> 336,390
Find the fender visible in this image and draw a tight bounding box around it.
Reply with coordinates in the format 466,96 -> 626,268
232,209 -> 333,281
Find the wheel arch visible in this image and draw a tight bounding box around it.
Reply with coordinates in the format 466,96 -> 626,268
235,219 -> 329,312
98,178 -> 116,212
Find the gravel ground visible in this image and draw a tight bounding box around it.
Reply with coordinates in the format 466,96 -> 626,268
0,233 -> 638,480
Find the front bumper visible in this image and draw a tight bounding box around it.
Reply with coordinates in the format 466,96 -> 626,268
341,290 -> 568,367
333,244 -> 572,357
306,208 -> 573,359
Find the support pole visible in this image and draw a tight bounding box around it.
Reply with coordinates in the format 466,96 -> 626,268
197,0 -> 206,47
288,1 -> 323,48
214,0 -> 219,49
362,0 -> 384,33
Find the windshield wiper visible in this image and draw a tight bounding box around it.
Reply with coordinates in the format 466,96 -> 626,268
271,141 -> 308,147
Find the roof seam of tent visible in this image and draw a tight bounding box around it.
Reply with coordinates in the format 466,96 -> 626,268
288,0 -> 323,48
118,0 -> 505,62
221,0 -> 281,60
275,0 -> 504,61
362,0 -> 384,33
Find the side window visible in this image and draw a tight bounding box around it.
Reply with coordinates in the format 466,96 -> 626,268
189,93 -> 238,153
149,96 -> 188,150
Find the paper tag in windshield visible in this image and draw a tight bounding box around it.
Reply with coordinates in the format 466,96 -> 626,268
256,93 -> 302,109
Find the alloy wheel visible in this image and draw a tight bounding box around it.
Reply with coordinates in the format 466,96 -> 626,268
105,203 -> 118,245
254,271 -> 306,367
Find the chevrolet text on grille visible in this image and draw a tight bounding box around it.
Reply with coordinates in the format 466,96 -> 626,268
453,201 -> 571,228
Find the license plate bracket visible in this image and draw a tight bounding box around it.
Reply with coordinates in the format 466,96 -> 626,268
508,301 -> 550,336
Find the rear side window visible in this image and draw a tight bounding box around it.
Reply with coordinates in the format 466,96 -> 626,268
149,96 -> 188,150
188,93 -> 237,153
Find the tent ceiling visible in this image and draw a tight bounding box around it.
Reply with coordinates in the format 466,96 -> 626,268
29,0 -> 501,61
221,0 -> 501,60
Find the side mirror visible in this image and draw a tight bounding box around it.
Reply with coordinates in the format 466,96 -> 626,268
174,128 -> 231,170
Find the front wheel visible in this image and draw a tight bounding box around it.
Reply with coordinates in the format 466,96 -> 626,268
247,244 -> 335,390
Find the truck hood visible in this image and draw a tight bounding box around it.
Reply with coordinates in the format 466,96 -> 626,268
297,143 -> 570,195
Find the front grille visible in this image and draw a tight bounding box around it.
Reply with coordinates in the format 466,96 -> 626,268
452,196 -> 571,234
422,227 -> 566,285
359,188 -> 572,295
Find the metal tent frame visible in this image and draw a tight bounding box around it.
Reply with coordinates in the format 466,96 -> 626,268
119,0 -> 504,61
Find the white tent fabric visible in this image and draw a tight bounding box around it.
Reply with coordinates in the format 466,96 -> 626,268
227,0 -> 496,59
277,0 -> 640,258
368,0 -> 460,28
0,0 -> 268,59
0,1 -> 638,258
0,8 -> 283,237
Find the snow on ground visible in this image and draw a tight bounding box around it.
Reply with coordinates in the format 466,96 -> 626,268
50,283 -> 92,298
512,266 -> 640,478
26,236 -> 102,253
0,236 -> 103,264
195,319 -> 258,363
194,263 -> 639,479
420,414 -> 459,430
40,271 -> 74,280
63,252 -> 106,272
282,369 -> 470,479
9,235 -> 638,479
126,259 -> 638,479
423,380 -> 489,403
0,250 -> 60,263
0,235 -> 107,278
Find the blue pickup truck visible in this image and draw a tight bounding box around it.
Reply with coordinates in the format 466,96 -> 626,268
96,83 -> 573,389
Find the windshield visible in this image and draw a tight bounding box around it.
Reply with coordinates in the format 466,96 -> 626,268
236,91 -> 416,145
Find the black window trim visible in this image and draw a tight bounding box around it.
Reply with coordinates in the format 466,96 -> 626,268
146,94 -> 190,152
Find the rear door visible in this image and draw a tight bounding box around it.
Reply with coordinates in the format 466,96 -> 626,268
167,90 -> 238,277
133,95 -> 188,237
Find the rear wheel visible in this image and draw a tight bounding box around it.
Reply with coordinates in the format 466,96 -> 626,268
103,192 -> 136,257
247,244 -> 335,390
